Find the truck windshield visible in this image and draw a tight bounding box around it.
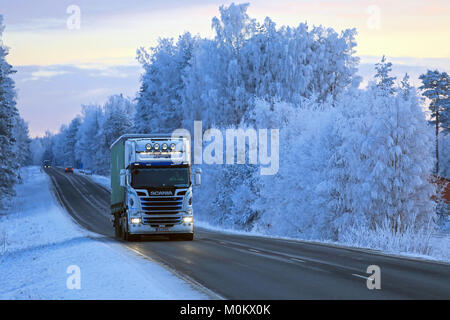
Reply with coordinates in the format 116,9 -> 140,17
131,167 -> 189,188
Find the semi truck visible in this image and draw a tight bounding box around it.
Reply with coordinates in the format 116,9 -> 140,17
42,160 -> 51,168
110,134 -> 201,241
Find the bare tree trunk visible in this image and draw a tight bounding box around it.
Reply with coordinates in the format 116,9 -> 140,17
436,106 -> 439,175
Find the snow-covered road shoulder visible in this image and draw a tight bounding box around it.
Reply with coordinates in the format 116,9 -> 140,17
0,166 -> 208,299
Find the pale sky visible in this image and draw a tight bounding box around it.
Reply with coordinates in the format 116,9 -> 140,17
0,0 -> 449,136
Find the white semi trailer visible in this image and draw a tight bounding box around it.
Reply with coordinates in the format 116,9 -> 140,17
110,134 -> 201,241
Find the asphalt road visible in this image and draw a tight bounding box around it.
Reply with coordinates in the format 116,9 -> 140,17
46,167 -> 450,299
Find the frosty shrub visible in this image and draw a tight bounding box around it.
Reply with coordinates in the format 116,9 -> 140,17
339,216 -> 436,257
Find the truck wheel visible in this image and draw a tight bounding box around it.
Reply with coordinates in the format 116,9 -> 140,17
121,214 -> 139,241
121,216 -> 129,241
114,216 -> 122,239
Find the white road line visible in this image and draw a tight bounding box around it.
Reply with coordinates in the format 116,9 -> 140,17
352,273 -> 369,280
290,258 -> 305,263
60,172 -> 104,212
248,248 -> 260,253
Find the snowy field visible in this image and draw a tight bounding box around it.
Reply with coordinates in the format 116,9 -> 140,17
0,166 -> 207,299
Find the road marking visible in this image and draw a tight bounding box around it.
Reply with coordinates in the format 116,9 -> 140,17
290,258 -> 305,263
248,248 -> 260,253
352,273 -> 369,280
60,172 -> 105,212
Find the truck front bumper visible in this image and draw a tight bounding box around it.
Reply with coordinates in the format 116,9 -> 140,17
128,220 -> 193,235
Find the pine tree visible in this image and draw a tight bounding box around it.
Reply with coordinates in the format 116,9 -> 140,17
12,117 -> 32,168
374,55 -> 396,95
0,15 -> 19,208
419,70 -> 450,174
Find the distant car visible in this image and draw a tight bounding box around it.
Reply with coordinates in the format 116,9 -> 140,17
65,167 -> 74,173
43,160 -> 51,168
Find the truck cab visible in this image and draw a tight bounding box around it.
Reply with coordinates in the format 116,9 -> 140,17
110,134 -> 200,241
42,160 -> 51,168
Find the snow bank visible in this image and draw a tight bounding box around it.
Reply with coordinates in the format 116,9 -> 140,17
0,166 -> 207,299
75,169 -> 111,190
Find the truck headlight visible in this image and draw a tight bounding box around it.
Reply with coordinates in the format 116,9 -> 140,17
183,216 -> 193,223
130,217 -> 142,224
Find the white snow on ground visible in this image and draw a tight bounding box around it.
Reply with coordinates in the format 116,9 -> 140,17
0,166 -> 208,299
89,174 -> 111,190
78,172 -> 450,263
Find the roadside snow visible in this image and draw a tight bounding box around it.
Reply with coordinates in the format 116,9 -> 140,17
0,166 -> 207,299
74,169 -> 110,190
89,174 -> 111,190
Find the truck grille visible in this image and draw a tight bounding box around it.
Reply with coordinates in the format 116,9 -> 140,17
142,216 -> 182,227
140,196 -> 183,215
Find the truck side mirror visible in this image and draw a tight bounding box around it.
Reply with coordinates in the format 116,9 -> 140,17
194,168 -> 202,186
120,169 -> 126,187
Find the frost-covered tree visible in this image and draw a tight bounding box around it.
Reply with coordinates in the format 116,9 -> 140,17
347,86 -> 436,233
63,117 -> 81,167
51,127 -> 65,166
136,2 -> 359,132
241,19 -> 359,106
0,15 -> 19,208
75,104 -> 103,171
373,55 -> 396,95
12,116 -> 32,169
135,33 -> 196,133
96,94 -> 134,174
419,70 -> 450,174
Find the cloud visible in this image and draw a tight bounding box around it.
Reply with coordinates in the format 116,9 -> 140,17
22,69 -> 70,82
357,55 -> 450,88
12,63 -> 142,137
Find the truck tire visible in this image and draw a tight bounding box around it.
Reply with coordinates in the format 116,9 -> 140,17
114,215 -> 122,239
121,214 -> 139,241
